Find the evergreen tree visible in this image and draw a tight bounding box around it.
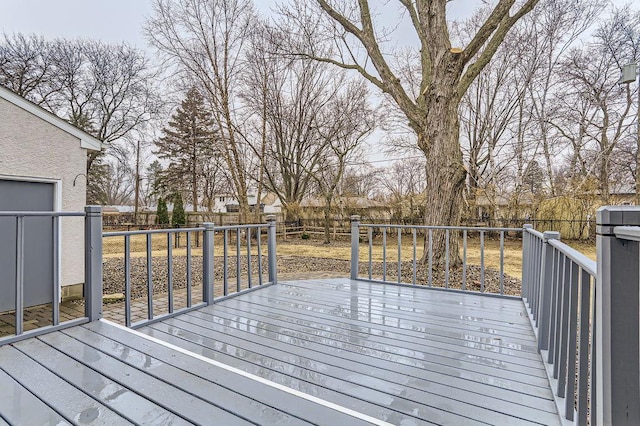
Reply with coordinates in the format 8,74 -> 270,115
156,197 -> 170,225
155,87 -> 216,212
171,193 -> 186,226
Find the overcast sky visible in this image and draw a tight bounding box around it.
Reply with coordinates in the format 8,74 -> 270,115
0,0 -> 479,48
0,0 -> 290,47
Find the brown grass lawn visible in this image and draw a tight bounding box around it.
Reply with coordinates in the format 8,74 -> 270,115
103,231 -> 596,279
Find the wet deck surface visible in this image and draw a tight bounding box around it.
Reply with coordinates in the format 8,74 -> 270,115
0,278 -> 559,425
141,278 -> 559,425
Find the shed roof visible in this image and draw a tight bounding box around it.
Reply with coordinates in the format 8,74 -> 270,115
0,85 -> 105,152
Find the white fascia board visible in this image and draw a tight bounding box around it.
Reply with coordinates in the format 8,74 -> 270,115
0,85 -> 105,152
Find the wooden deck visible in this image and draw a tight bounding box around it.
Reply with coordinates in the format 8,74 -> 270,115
0,278 -> 560,425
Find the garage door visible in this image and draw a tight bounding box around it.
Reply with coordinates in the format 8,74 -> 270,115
0,179 -> 55,312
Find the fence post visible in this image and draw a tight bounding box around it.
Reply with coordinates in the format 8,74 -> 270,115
596,206 -> 640,426
202,222 -> 214,305
522,224 -> 533,299
537,230 -> 559,351
84,206 -> 103,322
350,215 -> 361,280
267,215 -> 277,284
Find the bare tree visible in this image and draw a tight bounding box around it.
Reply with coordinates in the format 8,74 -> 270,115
146,0 -> 255,222
551,7 -> 639,203
311,80 -> 375,243
282,0 -> 541,266
379,159 -> 427,222
0,33 -> 57,103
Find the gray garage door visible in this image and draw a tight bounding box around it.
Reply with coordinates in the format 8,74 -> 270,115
0,180 -> 55,312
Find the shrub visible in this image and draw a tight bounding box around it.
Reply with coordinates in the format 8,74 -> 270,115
172,193 -> 186,226
156,198 -> 170,225
301,232 -> 310,240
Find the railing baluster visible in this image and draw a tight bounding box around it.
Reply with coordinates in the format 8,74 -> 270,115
236,229 -> 241,293
548,250 -> 560,363
15,216 -> 25,335
167,233 -> 173,314
257,227 -> 263,286
556,255 -> 572,392
576,270 -> 591,425
590,284 -> 597,426
223,229 -> 229,296
247,228 -> 252,289
397,229 -> 402,284
124,235 -> 131,327
553,256 -> 571,382
499,231 -> 504,295
445,229 -> 450,289
462,229 -> 467,291
368,227 -> 373,280
382,227 -> 387,282
480,230 -> 485,292
186,231 -> 192,308
428,229 -> 433,287
146,233 -> 153,320
412,228 -> 417,285
563,261 -> 580,418
52,216 -> 60,326
550,253 -> 569,372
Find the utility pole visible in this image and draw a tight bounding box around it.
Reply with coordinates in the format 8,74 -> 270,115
134,139 -> 141,225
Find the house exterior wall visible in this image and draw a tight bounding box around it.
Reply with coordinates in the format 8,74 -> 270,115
0,97 -> 87,289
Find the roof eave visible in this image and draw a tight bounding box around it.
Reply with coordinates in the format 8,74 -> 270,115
0,85 -> 105,152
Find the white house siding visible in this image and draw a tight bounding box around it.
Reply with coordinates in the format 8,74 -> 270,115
0,97 -> 87,289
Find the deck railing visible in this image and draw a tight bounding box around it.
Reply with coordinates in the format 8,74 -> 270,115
0,206 -> 102,345
102,214 -> 278,328
350,215 -> 522,296
352,207 -> 640,425
522,226 -> 597,424
521,206 -> 640,426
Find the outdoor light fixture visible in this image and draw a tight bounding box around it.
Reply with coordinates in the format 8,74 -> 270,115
621,63 -> 638,84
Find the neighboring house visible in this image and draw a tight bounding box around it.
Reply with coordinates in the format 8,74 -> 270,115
0,85 -> 104,310
211,190 -> 282,214
261,192 -> 282,214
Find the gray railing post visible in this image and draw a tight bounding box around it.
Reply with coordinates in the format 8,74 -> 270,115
350,215 -> 361,280
202,222 -> 214,305
84,206 -> 103,322
537,230 -> 559,351
267,215 -> 277,284
522,224 -> 533,299
596,206 -> 640,426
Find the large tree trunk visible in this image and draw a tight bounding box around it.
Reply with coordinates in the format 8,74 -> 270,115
418,95 -> 467,269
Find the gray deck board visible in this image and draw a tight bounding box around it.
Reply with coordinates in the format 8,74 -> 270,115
140,278 -> 560,426
0,344 -> 130,425
0,277 -> 562,425
76,321 -> 369,426
61,325 -> 311,426
0,368 -> 71,426
16,336 -> 239,425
